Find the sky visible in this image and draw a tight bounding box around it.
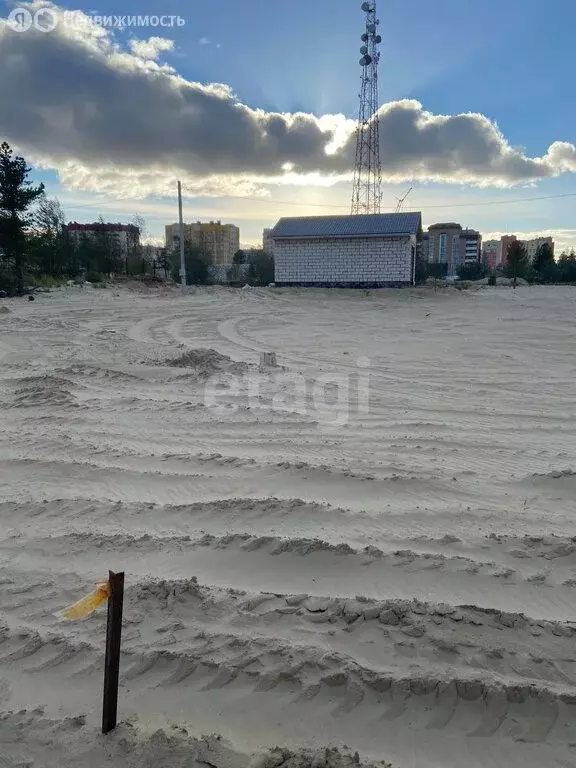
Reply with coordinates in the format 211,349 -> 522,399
0,0 -> 575,250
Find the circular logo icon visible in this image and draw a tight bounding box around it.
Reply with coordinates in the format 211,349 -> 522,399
7,7 -> 33,32
34,7 -> 58,32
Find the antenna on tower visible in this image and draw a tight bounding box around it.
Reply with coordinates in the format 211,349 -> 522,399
395,187 -> 413,213
351,1 -> 382,216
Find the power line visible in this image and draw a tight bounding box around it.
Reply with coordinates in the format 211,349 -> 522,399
416,192 -> 576,210
180,185 -> 576,212
62,186 -> 576,218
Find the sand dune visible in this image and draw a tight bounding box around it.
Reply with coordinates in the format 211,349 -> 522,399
1,284 -> 576,767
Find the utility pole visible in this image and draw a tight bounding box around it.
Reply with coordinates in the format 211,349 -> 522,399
177,181 -> 186,292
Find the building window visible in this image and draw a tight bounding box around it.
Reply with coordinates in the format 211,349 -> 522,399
439,234 -> 447,262
465,239 -> 478,260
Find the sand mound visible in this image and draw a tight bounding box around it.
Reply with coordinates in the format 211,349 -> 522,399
0,711 -> 389,768
13,374 -> 78,408
501,277 -> 529,286
253,747 -> 391,768
121,278 -> 175,294
531,468 -> 576,480
58,363 -> 143,382
163,348 -> 248,378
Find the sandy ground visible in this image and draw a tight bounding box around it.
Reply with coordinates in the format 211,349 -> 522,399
1,283 -> 576,767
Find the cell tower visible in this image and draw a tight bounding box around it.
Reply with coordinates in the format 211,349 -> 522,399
351,1 -> 382,216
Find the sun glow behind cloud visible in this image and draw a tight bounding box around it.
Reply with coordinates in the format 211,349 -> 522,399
0,1 -> 575,205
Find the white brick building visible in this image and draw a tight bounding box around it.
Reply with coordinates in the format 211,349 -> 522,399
271,213 -> 422,287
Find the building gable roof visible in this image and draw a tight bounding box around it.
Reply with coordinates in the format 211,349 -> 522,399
271,212 -> 422,240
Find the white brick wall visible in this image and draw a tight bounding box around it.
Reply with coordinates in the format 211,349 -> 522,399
274,236 -> 414,284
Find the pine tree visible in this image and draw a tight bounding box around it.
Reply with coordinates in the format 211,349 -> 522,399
533,242 -> 555,273
504,241 -> 529,288
0,141 -> 44,293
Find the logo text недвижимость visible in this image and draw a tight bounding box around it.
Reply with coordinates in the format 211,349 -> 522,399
7,7 -> 186,33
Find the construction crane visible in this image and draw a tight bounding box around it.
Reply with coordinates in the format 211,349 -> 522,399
395,187 -> 413,213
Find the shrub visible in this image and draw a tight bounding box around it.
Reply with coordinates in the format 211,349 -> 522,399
0,266 -> 19,296
541,263 -> 561,284
85,270 -> 104,283
247,251 -> 275,286
524,267 -> 542,284
24,273 -> 67,289
558,252 -> 576,283
427,262 -> 449,280
456,262 -> 487,281
170,247 -> 210,285
414,257 -> 428,285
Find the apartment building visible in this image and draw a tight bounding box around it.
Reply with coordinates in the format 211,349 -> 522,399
165,221 -> 240,266
497,235 -> 554,265
499,235 -> 517,266
67,222 -> 140,257
423,223 -> 481,276
482,239 -> 501,269
460,229 -> 482,263
426,223 -> 460,269
524,236 -> 554,261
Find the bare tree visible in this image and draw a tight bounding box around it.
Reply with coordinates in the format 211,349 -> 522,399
33,196 -> 66,238
129,214 -> 146,275
28,195 -> 70,276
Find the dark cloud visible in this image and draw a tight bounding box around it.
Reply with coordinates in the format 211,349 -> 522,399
0,17 -> 343,176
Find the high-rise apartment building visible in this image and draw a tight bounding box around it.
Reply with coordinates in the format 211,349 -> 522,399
482,240 -> 501,269
426,223 -> 461,274
524,236 -> 554,261
424,223 -> 481,276
460,229 -> 482,264
499,235 -> 518,266
165,221 -> 240,266
498,235 -> 554,266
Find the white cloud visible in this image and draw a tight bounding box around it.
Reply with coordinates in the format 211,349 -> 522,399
542,142 -> 576,174
128,36 -> 174,61
52,160 -> 270,199
199,37 -> 210,45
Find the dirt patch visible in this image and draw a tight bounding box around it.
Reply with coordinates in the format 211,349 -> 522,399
164,348 -> 248,378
